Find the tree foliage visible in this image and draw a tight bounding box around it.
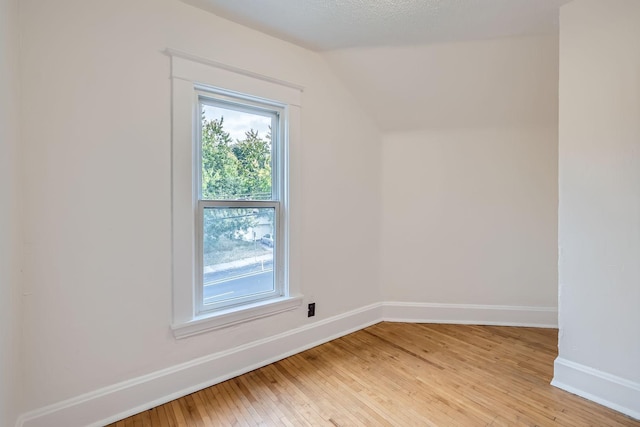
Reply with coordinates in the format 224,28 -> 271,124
201,116 -> 272,200
201,115 -> 273,246
232,129 -> 272,200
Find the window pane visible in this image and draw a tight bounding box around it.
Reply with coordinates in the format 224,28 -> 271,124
201,103 -> 274,201
202,207 -> 275,306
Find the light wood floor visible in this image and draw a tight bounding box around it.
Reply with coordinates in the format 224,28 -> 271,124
109,323 -> 639,426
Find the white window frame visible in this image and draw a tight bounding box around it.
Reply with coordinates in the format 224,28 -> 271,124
196,90 -> 285,314
168,49 -> 303,339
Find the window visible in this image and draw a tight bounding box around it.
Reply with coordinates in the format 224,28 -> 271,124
169,50 -> 303,338
196,90 -> 284,314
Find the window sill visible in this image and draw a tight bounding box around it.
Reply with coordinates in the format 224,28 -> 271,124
171,295 -> 303,339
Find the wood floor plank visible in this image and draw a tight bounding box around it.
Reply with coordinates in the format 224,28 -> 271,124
108,323 -> 640,426
169,400 -> 187,427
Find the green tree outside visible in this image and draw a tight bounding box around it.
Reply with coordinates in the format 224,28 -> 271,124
201,114 -> 273,263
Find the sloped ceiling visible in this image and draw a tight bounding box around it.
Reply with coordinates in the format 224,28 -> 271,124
181,0 -> 571,51
324,34 -> 559,131
182,0 -> 563,132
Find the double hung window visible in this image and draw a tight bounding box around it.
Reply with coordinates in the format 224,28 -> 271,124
196,90 -> 284,314
169,50 -> 303,338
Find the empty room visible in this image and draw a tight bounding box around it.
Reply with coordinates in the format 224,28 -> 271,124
1,0 -> 639,425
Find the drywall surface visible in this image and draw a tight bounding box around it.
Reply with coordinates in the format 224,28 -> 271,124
19,0 -> 380,412
0,0 -> 23,424
354,36 -> 560,309
555,0 -> 640,414
324,35 -> 559,132
380,127 -> 558,307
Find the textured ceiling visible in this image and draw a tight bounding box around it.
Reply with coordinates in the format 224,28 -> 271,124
181,0 -> 572,51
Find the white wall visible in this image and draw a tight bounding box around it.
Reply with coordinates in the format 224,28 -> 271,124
553,0 -> 640,418
19,0 -> 380,416
327,36 -> 559,314
381,127 -> 558,309
0,0 -> 23,424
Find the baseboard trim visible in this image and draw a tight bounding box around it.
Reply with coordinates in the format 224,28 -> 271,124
552,357 -> 640,421
16,301 -> 561,427
17,303 -> 383,427
383,302 -> 558,327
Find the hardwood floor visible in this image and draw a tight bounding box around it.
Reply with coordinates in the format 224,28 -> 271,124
109,323 -> 639,426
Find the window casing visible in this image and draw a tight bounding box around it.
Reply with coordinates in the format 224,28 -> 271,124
168,49 -> 303,338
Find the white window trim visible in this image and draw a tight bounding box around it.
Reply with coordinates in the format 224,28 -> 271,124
168,49 -> 303,338
171,296 -> 303,339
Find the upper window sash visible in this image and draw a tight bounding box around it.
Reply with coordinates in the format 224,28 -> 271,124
196,89 -> 285,203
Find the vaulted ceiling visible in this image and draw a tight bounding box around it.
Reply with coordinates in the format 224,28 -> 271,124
181,0 -> 572,51
181,0 -> 564,132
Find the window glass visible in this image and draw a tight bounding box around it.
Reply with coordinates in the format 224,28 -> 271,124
202,206 -> 276,306
197,94 -> 283,313
201,103 -> 275,201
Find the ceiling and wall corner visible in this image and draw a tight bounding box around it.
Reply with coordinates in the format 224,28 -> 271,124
180,0 -> 565,133
181,0 -> 572,51
323,34 -> 559,132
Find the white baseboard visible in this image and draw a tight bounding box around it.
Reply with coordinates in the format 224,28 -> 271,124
16,303 -> 383,427
16,301 -> 560,427
552,357 -> 640,421
383,302 -> 558,327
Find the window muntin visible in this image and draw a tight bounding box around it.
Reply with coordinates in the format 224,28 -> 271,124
196,90 -> 285,315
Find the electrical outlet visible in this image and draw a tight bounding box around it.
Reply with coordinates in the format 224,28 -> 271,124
307,303 -> 316,317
